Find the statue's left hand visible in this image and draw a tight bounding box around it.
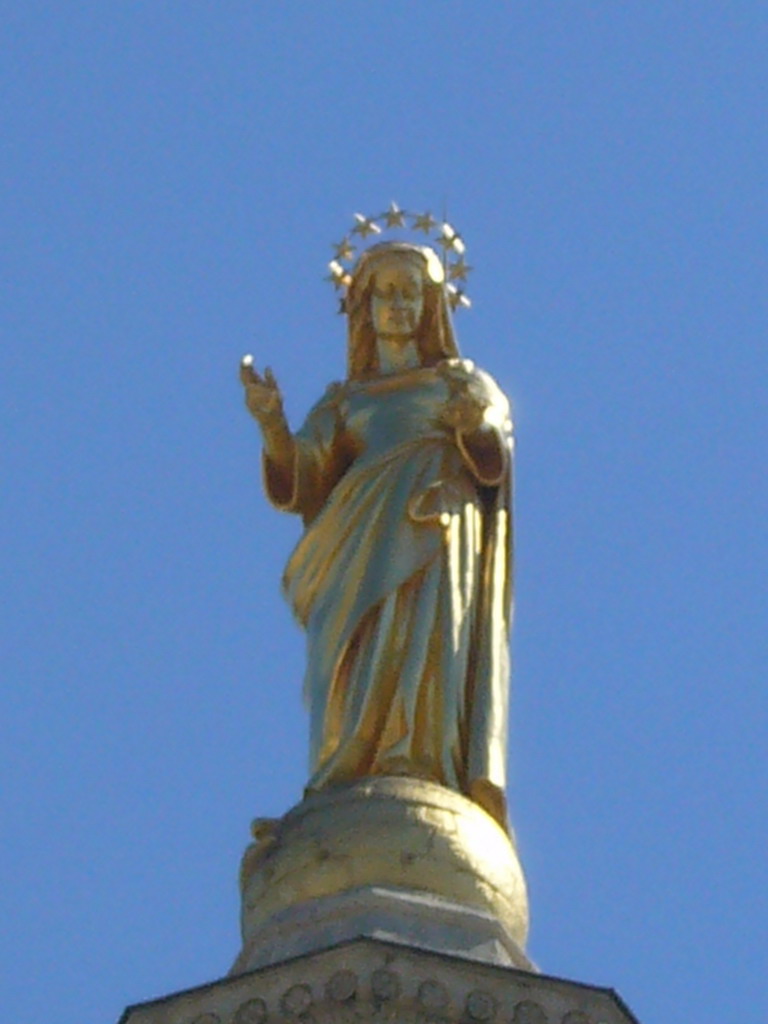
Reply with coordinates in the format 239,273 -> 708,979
440,361 -> 511,436
441,365 -> 488,433
442,390 -> 487,433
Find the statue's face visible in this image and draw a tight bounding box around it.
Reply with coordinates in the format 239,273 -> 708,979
370,256 -> 425,340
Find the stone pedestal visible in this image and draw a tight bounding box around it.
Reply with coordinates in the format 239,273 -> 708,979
232,777 -> 530,974
117,779 -> 642,1023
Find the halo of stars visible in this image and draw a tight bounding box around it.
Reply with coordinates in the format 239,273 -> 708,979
326,203 -> 473,311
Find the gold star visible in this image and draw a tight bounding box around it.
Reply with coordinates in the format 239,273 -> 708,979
437,226 -> 454,248
448,257 -> 473,281
438,222 -> 466,255
351,213 -> 382,238
325,260 -> 350,290
446,283 -> 472,310
412,211 -> 438,234
381,201 -> 407,228
332,237 -> 355,261
450,234 -> 466,255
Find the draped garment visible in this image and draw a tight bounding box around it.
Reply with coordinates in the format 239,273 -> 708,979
264,360 -> 514,827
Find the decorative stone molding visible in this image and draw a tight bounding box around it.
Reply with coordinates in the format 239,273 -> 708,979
119,937 -> 639,1024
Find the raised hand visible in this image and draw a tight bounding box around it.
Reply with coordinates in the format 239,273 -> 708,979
239,355 -> 295,470
240,355 -> 284,426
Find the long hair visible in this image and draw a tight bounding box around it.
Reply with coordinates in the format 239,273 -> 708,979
345,242 -> 460,379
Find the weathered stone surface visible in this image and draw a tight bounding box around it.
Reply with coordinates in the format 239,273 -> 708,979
119,938 -> 640,1024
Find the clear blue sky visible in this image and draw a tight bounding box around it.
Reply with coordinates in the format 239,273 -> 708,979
2,5 -> 766,1023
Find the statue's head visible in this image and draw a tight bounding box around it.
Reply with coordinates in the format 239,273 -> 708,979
346,242 -> 459,379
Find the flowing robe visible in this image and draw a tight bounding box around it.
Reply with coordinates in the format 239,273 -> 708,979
264,359 -> 514,827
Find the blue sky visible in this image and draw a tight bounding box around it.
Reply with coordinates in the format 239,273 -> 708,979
2,5 -> 766,1023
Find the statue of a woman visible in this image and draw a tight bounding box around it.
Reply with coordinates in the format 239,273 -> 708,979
241,240 -> 514,828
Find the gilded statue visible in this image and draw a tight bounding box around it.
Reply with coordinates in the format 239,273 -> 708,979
240,216 -> 514,829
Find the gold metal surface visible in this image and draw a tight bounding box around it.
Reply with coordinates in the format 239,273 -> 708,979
332,237 -> 356,261
235,776 -> 529,973
241,242 -> 514,830
412,211 -> 439,234
325,207 -> 473,307
352,213 -> 382,238
382,200 -> 407,228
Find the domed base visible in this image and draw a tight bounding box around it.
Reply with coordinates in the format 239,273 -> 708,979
232,776 -> 531,974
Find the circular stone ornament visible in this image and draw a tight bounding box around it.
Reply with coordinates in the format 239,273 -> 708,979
371,968 -> 401,1002
326,969 -> 357,1002
280,984 -> 313,1017
466,990 -> 497,1021
513,1002 -> 548,1024
233,999 -> 268,1024
418,979 -> 449,1011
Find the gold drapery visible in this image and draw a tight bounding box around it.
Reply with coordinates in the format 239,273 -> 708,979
265,361 -> 513,828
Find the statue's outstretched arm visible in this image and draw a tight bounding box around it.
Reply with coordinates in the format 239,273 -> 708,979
240,355 -> 296,492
